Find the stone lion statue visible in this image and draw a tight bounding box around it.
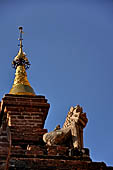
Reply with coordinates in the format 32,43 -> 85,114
43,105 -> 88,149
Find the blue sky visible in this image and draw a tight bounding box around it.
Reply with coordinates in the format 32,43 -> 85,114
0,0 -> 113,166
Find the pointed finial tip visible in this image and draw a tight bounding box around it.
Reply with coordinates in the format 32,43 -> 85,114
18,26 -> 24,49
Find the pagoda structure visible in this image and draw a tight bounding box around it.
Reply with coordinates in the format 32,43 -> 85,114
0,27 -> 112,170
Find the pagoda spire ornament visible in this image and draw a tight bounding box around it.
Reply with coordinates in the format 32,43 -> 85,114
9,27 -> 35,95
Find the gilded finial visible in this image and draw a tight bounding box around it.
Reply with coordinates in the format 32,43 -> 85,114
12,27 -> 30,70
9,27 -> 35,96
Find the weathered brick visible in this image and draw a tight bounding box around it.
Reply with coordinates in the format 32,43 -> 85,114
0,94 -> 112,170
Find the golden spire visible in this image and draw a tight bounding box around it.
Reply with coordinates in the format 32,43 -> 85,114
9,27 -> 35,96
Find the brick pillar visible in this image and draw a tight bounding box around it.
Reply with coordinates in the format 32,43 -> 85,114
0,94 -> 50,169
0,101 -> 10,170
